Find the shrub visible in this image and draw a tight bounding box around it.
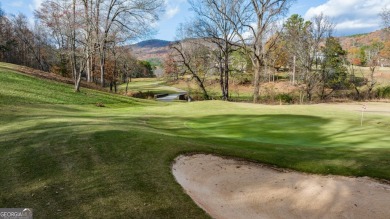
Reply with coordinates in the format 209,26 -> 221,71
128,91 -> 155,99
276,93 -> 293,104
376,86 -> 390,99
96,102 -> 105,107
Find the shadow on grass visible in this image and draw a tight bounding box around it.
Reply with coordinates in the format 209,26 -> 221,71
0,123 -> 209,218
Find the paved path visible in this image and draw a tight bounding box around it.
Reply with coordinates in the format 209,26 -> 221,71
156,92 -> 187,102
156,86 -> 187,102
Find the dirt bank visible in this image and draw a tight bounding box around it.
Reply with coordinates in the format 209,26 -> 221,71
172,154 -> 390,219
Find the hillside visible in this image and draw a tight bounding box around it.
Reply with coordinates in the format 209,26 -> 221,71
339,29 -> 388,50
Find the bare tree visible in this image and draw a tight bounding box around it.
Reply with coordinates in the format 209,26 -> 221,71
380,6 -> 390,34
11,14 -> 50,71
0,4 -> 14,62
80,0 -> 94,82
187,0 -> 240,100
171,26 -> 211,99
365,42 -> 384,98
37,0 -> 164,91
36,0 -> 71,76
95,0 -> 163,87
69,0 -> 87,92
37,0 -> 86,91
224,0 -> 293,103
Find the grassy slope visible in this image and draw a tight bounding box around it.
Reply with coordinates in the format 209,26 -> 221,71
1,63 -> 390,218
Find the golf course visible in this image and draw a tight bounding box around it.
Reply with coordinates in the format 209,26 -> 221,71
1,62 -> 390,218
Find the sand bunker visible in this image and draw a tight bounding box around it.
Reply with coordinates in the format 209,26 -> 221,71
172,154 -> 390,219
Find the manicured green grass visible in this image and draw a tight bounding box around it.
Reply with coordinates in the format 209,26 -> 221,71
1,63 -> 390,218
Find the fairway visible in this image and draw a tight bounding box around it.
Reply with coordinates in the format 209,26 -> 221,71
1,65 -> 390,218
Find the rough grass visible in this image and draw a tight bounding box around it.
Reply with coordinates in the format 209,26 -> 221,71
1,63 -> 390,218
0,66 -> 155,106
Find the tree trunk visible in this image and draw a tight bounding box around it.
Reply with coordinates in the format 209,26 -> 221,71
71,0 -> 80,93
86,52 -> 91,82
100,51 -> 105,87
219,55 -> 225,100
252,59 -> 261,103
194,75 -> 209,99
292,55 -> 296,85
224,51 -> 229,101
75,71 -> 81,92
125,77 -> 130,95
354,86 -> 361,100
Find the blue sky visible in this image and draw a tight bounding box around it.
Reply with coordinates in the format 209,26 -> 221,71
1,0 -> 388,41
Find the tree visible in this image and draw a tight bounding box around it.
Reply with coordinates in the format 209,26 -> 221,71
36,0 -> 85,91
380,7 -> 390,33
36,0 -> 71,77
283,14 -> 311,85
187,0 -> 240,100
379,41 -> 390,61
230,49 -> 252,85
37,0 -> 164,91
359,48 -> 367,66
365,41 -> 384,98
283,13 -> 334,101
0,7 -> 17,63
267,37 -> 288,74
229,0 -> 293,103
347,47 -> 362,66
138,60 -> 154,77
114,47 -> 137,94
95,0 -> 163,87
164,53 -> 178,81
170,36 -> 211,99
70,0 -> 87,92
319,37 -> 347,100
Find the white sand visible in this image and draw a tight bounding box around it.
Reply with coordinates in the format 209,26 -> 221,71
172,154 -> 390,219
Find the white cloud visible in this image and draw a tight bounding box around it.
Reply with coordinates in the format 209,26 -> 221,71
28,0 -> 43,11
304,0 -> 388,34
9,1 -> 24,8
163,0 -> 187,19
165,6 -> 179,19
165,0 -> 187,4
336,19 -> 379,30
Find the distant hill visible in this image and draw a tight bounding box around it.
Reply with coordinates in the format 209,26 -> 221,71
130,39 -> 172,62
339,29 -> 388,50
134,39 -> 171,48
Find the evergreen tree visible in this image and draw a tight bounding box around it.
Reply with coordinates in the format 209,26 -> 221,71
319,37 -> 348,99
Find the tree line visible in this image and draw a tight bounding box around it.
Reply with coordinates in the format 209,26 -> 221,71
165,0 -> 390,103
1,1 -> 389,102
0,0 -> 161,92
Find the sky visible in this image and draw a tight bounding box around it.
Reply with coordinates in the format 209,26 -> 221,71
1,0 -> 388,41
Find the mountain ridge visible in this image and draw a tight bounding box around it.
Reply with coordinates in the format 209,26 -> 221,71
134,39 -> 172,48
131,29 -> 388,62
